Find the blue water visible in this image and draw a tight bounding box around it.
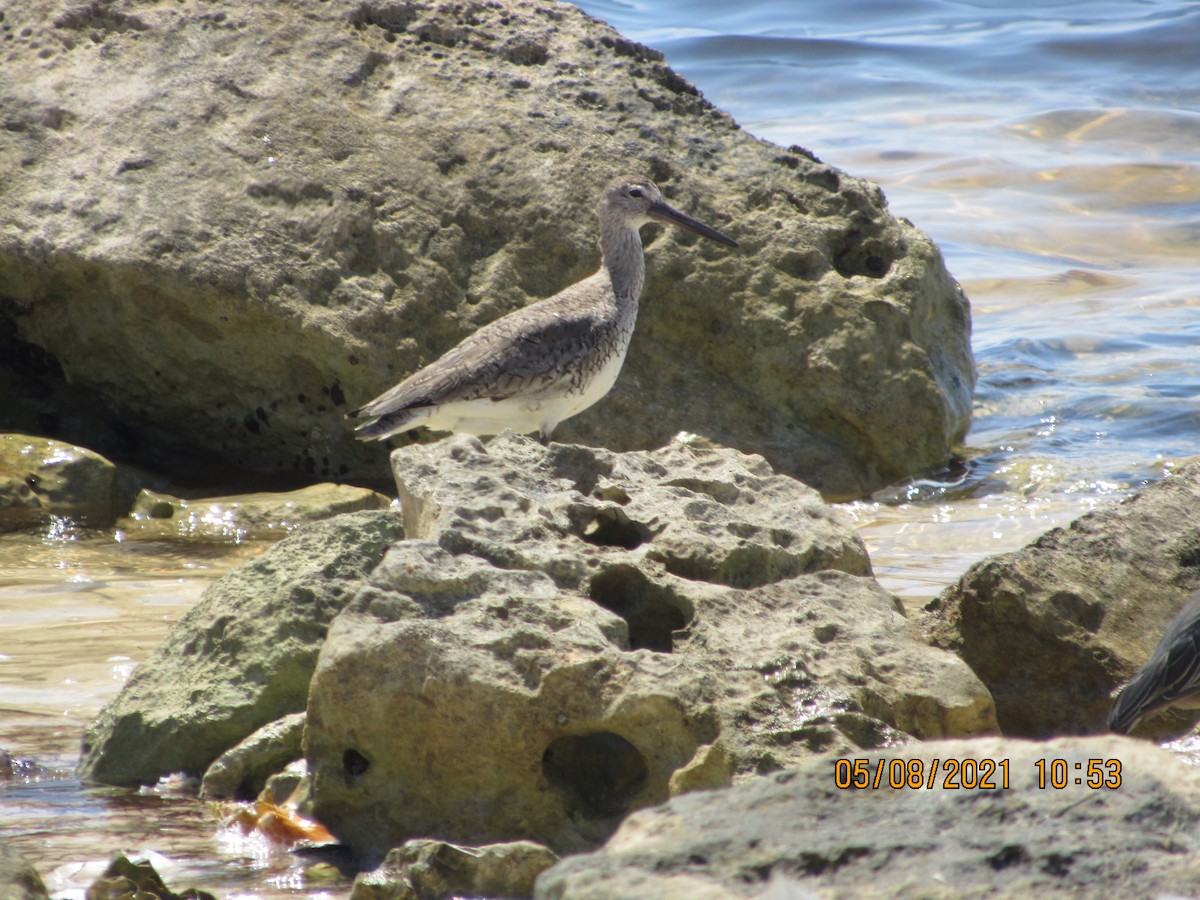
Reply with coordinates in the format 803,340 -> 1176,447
576,0 -> 1200,597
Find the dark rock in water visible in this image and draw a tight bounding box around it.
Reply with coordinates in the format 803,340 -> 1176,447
351,840 -> 558,900
78,511 -> 404,786
304,435 -> 994,861
535,735 -> 1200,899
0,844 -> 49,900
85,854 -> 215,900
924,460 -> 1200,738
0,0 -> 972,497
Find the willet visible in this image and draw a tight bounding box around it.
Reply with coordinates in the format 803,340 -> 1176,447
1109,587 -> 1200,734
347,177 -> 737,442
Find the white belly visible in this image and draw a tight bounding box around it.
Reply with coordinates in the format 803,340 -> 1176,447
420,344 -> 630,438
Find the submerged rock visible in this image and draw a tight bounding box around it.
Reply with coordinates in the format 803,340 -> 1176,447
924,461 -> 1200,738
0,0 -> 972,497
535,735 -> 1200,899
304,435 -> 994,861
119,483 -> 391,543
78,510 -> 404,786
0,433 -> 132,530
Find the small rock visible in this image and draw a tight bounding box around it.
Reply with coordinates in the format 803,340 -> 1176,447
78,510 -> 405,786
0,433 -> 128,531
924,459 -> 1200,738
0,843 -> 49,900
352,840 -> 558,900
199,712 -> 305,800
84,854 -> 214,900
260,758 -> 310,807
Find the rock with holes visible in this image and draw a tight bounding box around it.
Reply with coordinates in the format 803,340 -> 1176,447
306,543 -> 711,861
390,432 -> 871,595
78,510 -> 404,786
923,460 -> 1200,739
535,735 -> 1200,899
304,434 -> 995,861
0,0 -> 971,497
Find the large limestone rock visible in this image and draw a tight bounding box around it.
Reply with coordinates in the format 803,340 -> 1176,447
78,510 -> 404,785
536,735 -> 1200,899
924,461 -> 1200,738
304,435 -> 995,862
0,0 -> 973,497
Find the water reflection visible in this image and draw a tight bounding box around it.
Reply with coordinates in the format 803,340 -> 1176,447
1,770 -> 351,899
0,531 -> 286,897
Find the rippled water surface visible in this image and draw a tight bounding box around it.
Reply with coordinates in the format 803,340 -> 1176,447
0,532 -> 343,898
3,1 -> 1199,895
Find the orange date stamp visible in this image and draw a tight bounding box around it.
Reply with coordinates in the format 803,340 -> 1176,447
833,758 -> 1123,791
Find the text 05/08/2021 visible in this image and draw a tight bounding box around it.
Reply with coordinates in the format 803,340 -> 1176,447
832,758 -> 1123,791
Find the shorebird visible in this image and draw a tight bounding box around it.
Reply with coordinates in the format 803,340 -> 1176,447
347,177 -> 737,442
1109,587 -> 1200,734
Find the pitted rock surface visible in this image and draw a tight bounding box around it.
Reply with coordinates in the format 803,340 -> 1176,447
304,434 -> 995,860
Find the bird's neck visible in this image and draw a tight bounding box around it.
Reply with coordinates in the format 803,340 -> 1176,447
599,222 -> 646,306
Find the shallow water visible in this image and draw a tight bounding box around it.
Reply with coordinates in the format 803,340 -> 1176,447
3,1 -> 1200,895
0,531 -> 352,898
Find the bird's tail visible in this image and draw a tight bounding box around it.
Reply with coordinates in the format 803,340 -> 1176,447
346,406 -> 425,441
1107,664 -> 1164,734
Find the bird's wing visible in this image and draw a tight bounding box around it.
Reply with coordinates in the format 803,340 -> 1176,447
349,286 -> 611,419
1109,589 -> 1200,732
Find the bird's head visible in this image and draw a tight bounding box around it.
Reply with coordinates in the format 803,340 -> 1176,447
599,177 -> 738,247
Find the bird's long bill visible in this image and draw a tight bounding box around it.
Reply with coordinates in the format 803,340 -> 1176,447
648,201 -> 738,248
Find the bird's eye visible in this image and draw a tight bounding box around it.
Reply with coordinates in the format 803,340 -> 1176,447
628,188 -> 644,198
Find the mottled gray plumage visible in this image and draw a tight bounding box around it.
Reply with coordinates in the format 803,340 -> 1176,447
1109,587 -> 1200,733
347,177 -> 737,442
